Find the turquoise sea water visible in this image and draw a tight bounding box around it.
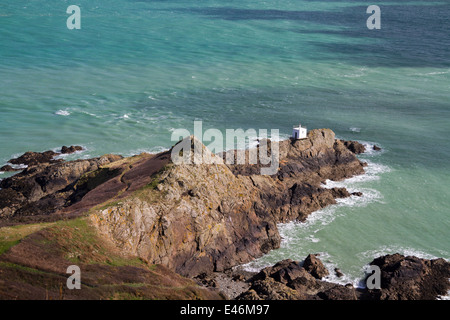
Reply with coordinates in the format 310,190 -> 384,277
1,1 -> 449,285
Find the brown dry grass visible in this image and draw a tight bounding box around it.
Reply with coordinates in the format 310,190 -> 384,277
0,217 -> 223,300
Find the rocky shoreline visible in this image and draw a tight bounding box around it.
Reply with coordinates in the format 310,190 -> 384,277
1,129 -> 449,300
197,253 -> 450,300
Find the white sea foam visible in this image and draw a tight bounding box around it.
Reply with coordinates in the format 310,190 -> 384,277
341,67 -> 368,79
349,127 -> 361,133
359,245 -> 445,262
80,110 -> 100,118
437,289 -> 450,300
123,146 -> 170,157
55,109 -> 71,116
5,163 -> 28,170
322,160 -> 390,189
314,252 -> 361,287
246,132 -> 291,150
412,69 -> 450,76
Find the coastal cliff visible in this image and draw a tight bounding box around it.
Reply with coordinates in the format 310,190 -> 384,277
0,129 -> 366,277
79,129 -> 366,277
1,128 -> 449,300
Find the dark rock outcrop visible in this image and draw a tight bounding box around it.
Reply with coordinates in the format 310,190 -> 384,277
0,154 -> 123,222
342,140 -> 366,154
237,256 -> 357,300
237,254 -> 450,300
8,150 -> 62,167
0,165 -> 21,172
366,254 -> 450,300
334,268 -> 344,278
2,146 -> 84,170
2,129 -> 449,301
303,254 -> 329,279
61,145 -> 83,154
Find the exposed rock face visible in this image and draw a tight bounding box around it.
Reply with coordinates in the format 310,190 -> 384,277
90,152 -> 280,277
2,129 -> 449,300
89,129 -> 366,277
366,254 -> 450,300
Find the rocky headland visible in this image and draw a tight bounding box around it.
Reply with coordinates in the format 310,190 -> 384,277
0,129 -> 448,300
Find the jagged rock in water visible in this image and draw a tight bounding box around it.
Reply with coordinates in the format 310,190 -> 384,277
61,145 -> 83,154
342,140 -> 366,154
303,254 -> 329,279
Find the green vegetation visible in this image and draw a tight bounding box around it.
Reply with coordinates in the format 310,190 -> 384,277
0,222 -> 54,256
0,261 -> 49,275
0,240 -> 20,256
45,217 -> 147,268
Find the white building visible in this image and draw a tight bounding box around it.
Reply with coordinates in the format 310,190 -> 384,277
292,123 -> 307,140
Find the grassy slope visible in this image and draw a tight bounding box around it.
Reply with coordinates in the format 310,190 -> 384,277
0,217 -> 222,300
